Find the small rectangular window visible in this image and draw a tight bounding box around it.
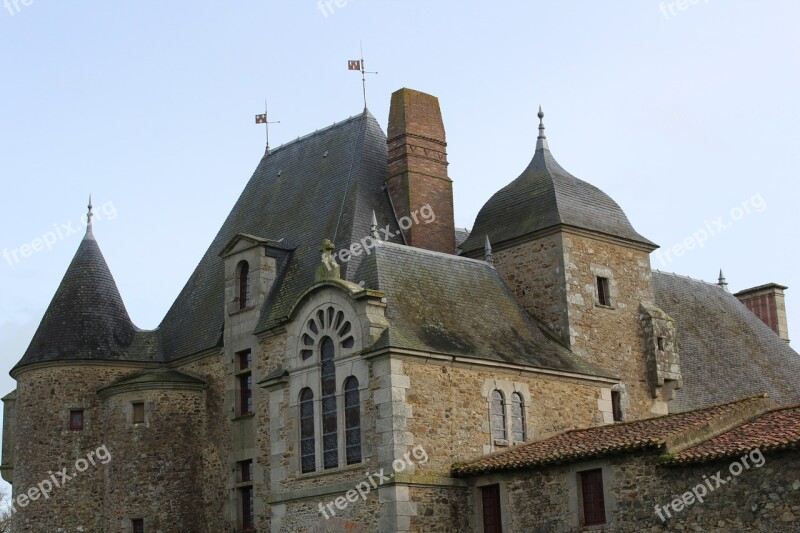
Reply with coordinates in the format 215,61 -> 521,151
657,336 -> 665,351
597,277 -> 611,306
69,409 -> 84,431
239,459 -> 253,483
240,486 -> 254,531
132,402 -> 145,424
239,374 -> 253,415
236,350 -> 253,416
611,391 -> 623,422
580,469 -> 607,526
132,518 -> 144,533
238,349 -> 252,371
481,484 -> 503,533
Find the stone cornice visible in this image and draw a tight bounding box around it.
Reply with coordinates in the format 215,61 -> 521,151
361,347 -> 619,386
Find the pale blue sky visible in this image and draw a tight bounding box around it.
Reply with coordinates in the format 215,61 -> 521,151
1,0 -> 798,498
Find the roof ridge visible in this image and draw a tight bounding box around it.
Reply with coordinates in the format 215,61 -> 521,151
493,394 -> 774,449
652,269 -> 729,289
375,240 -> 493,267
267,112 -> 366,156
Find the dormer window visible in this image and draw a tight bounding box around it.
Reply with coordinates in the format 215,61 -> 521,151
237,261 -> 250,310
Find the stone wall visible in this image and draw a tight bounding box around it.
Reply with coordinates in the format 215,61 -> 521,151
101,386 -> 207,532
466,449 -> 800,532
403,359 -> 610,475
409,485 -> 470,532
176,352 -> 232,532
561,231 -> 659,418
9,364 -> 135,531
491,228 -> 665,420
492,233 -> 568,344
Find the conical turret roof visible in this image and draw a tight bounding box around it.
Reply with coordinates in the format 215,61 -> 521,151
13,220 -> 138,371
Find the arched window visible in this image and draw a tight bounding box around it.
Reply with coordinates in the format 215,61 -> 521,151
344,376 -> 361,465
511,392 -> 526,442
299,388 -> 315,473
237,261 -> 250,310
320,337 -> 338,469
490,390 -> 506,441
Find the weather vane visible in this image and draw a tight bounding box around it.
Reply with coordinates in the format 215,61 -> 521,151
348,43 -> 378,110
255,100 -> 280,152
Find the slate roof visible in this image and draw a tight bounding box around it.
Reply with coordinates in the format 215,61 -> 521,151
101,368 -> 206,389
653,272 -> 800,412
668,405 -> 800,464
157,111 -> 402,359
354,241 -> 613,376
460,122 -> 654,255
452,396 -> 772,476
13,230 -> 161,372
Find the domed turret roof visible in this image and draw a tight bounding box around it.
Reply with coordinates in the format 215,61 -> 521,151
460,109 -> 655,254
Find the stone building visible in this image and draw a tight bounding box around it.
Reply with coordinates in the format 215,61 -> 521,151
2,87 -> 798,532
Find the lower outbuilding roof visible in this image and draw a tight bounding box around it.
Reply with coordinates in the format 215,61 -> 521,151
452,395 -> 795,476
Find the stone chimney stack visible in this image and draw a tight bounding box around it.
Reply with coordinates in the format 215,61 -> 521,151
735,283 -> 790,342
386,88 -> 456,254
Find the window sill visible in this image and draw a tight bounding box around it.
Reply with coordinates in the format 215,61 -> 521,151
297,462 -> 364,480
229,305 -> 256,317
493,439 -> 509,447
594,303 -> 615,310
232,413 -> 255,422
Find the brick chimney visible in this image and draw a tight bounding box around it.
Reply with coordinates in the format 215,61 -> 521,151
735,283 -> 790,342
386,88 -> 456,254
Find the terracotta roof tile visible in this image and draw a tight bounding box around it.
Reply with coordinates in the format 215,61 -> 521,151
667,405 -> 800,465
452,396 -> 769,476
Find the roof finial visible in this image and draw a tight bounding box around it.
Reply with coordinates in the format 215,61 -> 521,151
535,105 -> 551,152
718,269 -> 729,292
537,105 -> 546,140
85,194 -> 94,238
370,210 -> 380,240
484,235 -> 494,266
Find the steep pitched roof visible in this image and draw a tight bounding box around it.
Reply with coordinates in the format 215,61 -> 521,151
668,405 -> 800,464
158,111 -> 401,359
13,230 -> 159,372
354,240 -> 612,377
452,396 -> 772,476
460,113 -> 654,255
653,272 -> 800,412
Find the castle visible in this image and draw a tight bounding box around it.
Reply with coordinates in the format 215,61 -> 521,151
3,88 -> 799,532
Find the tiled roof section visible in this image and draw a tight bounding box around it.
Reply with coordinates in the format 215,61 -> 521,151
460,136 -> 654,255
452,396 -> 768,476
157,111 -> 402,359
105,368 -> 206,388
668,405 -> 800,464
13,233 -> 158,371
354,241 -> 613,376
653,272 -> 800,412
454,227 -> 470,250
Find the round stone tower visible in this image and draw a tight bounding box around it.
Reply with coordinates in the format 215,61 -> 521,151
98,369 -> 207,531
5,203 -> 159,530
